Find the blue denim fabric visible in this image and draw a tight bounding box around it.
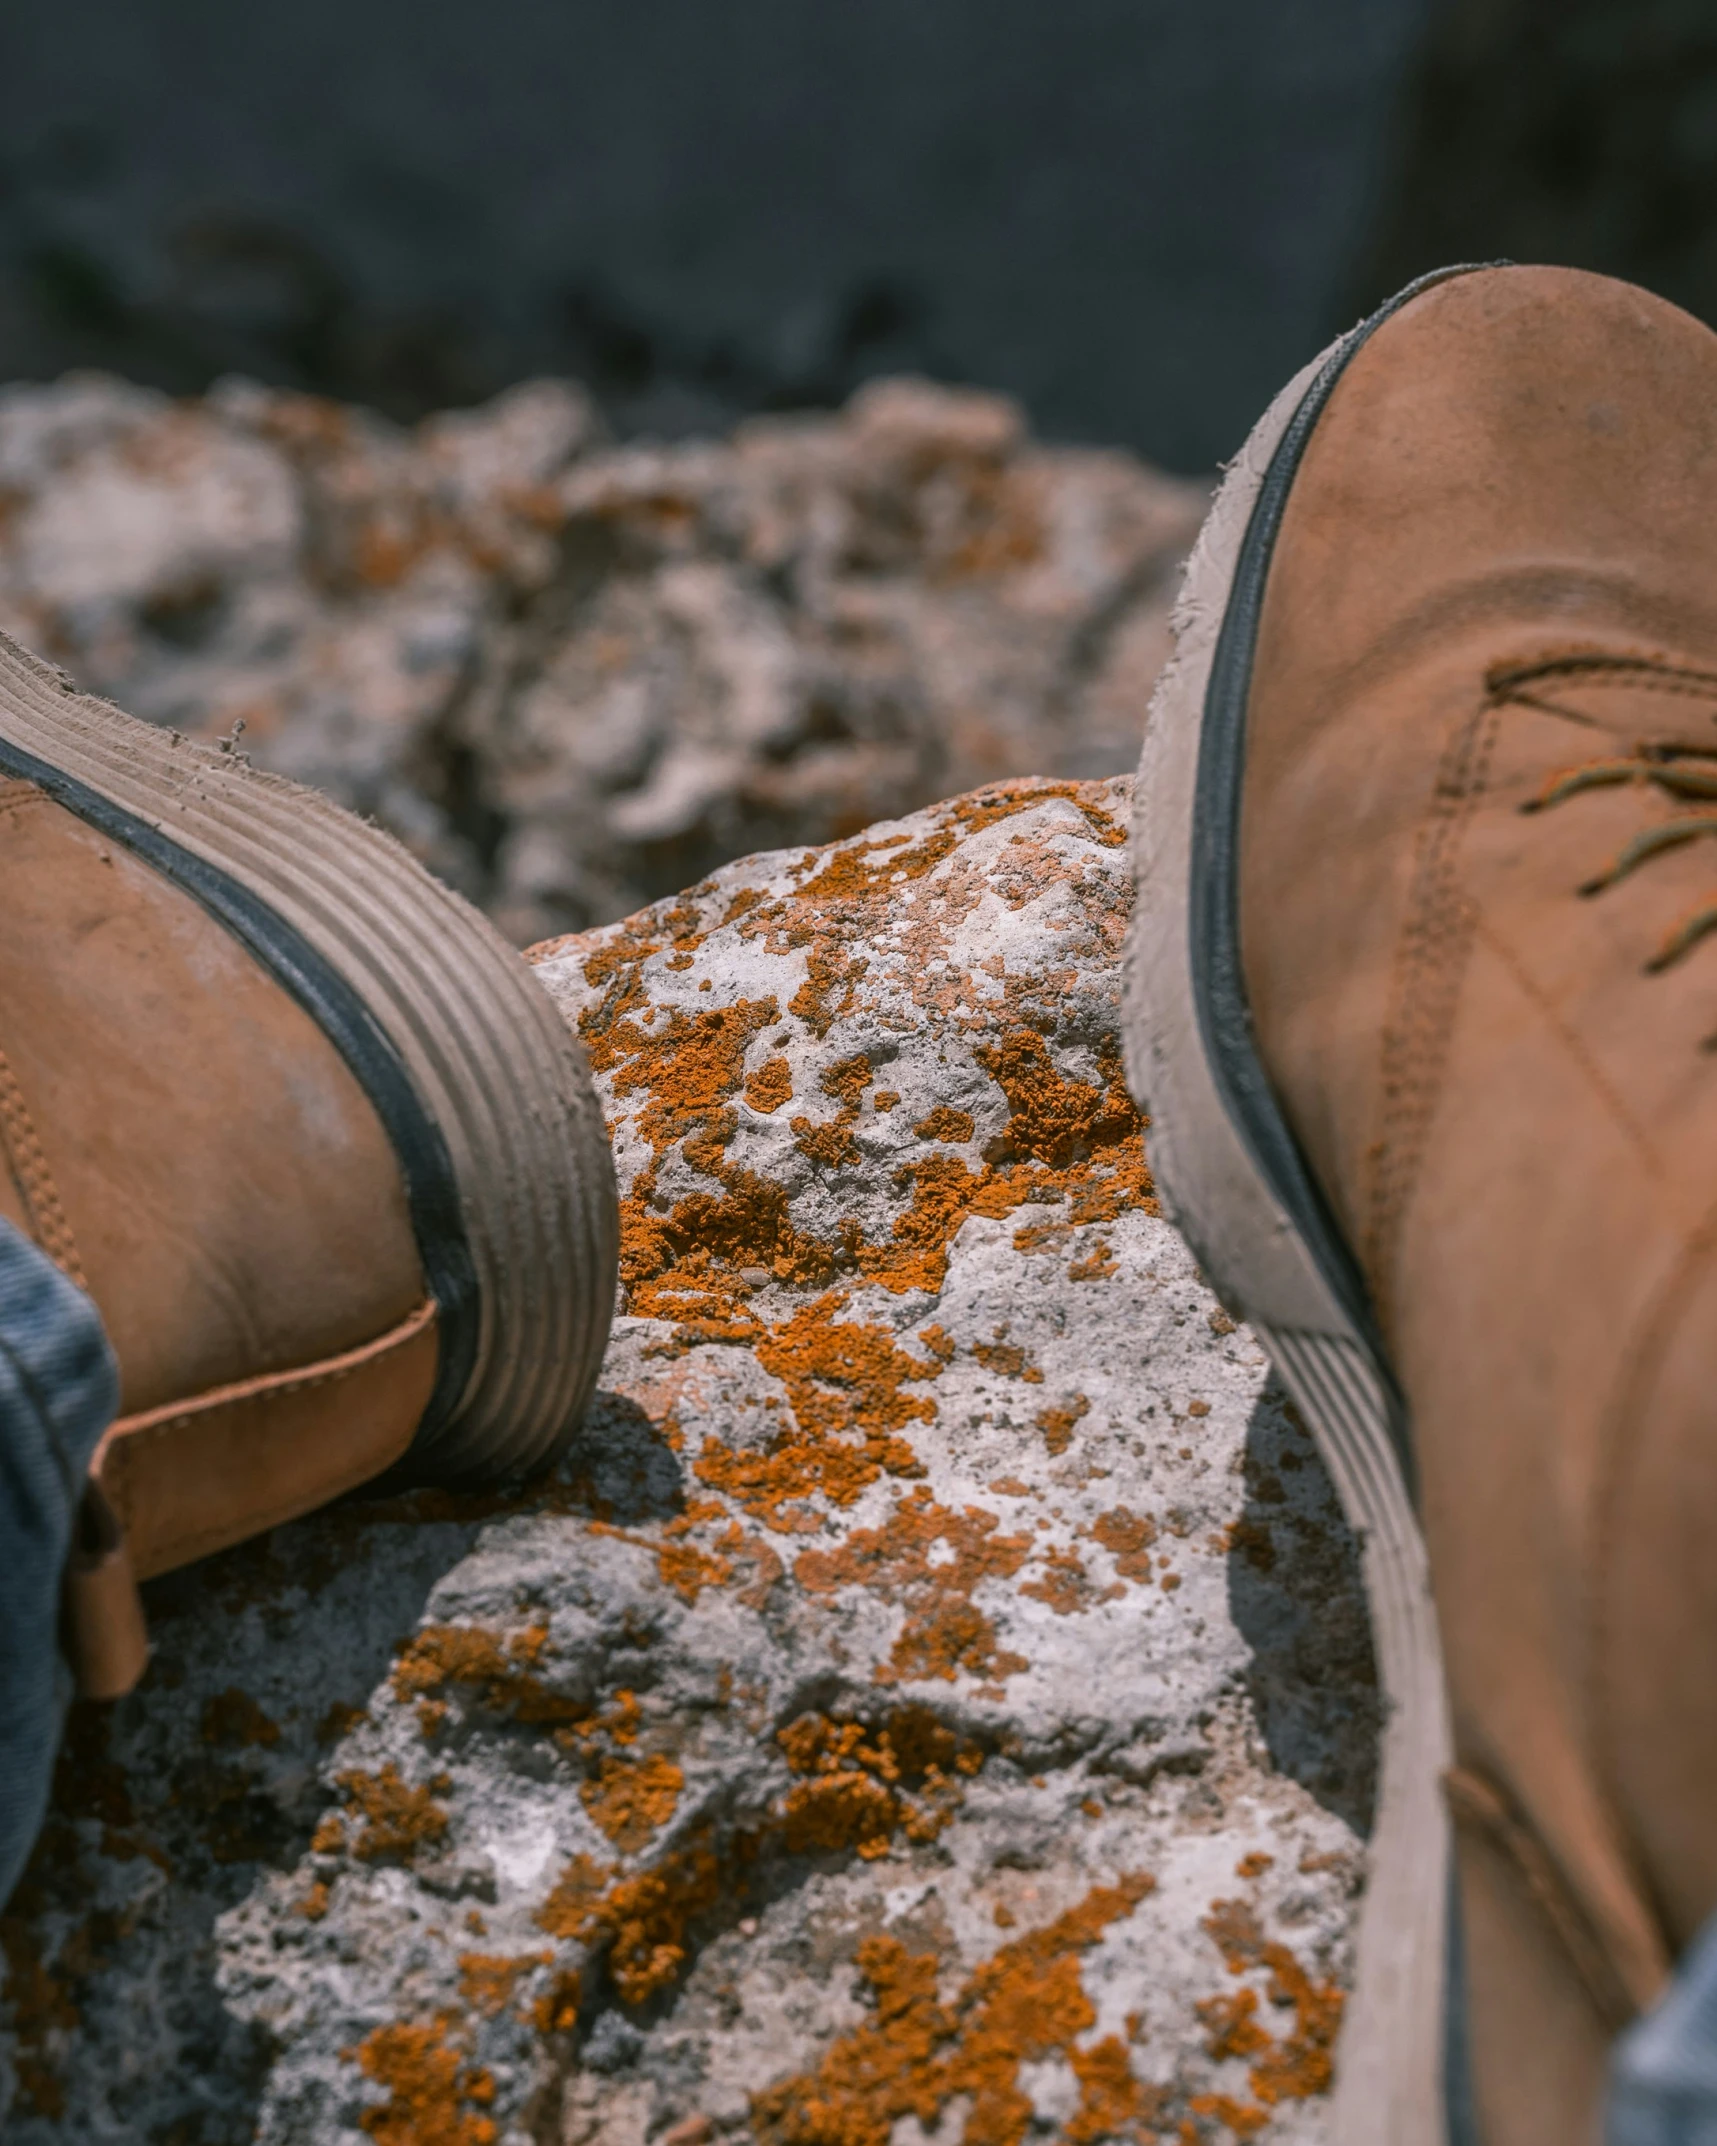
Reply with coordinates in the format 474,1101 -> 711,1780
1609,1912 -> 1717,2144
0,1218 -> 118,1908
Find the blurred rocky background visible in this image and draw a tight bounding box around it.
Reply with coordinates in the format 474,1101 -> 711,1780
0,369 -> 1204,943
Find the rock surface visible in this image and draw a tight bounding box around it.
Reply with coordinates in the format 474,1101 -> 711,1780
0,371 -> 1202,945
0,778 -> 1378,2144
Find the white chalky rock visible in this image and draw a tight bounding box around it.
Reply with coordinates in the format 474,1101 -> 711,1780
0,778 -> 1377,2146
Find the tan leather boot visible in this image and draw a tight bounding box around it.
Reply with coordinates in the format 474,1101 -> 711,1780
0,631 -> 616,1699
1126,264 -> 1717,2144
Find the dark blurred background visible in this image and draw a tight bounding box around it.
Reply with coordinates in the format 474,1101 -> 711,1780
2,0 -> 1714,469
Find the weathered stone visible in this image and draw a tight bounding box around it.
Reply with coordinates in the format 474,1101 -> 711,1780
0,779 -> 1377,2143
0,372 -> 1203,945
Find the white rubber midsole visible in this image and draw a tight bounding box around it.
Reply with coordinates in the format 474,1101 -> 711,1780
1123,344 -> 1454,2145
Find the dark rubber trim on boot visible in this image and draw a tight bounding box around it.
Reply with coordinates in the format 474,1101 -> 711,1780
1187,263 -> 1505,1497
1123,262 -> 1506,2144
0,734 -> 478,1442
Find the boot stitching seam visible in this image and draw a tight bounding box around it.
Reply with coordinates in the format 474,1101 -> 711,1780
102,1296 -> 437,1452
0,1041 -> 86,1288
1362,694 -> 1501,1333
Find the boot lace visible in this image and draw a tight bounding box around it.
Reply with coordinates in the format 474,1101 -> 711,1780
1510,656 -> 1717,975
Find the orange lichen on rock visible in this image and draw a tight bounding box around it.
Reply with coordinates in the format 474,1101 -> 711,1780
579,978 -> 802,1325
593,993 -> 781,1155
534,1713 -> 987,2011
624,1158 -> 830,1329
333,1764 -> 453,1863
1185,2093 -> 1272,2140
653,1534 -> 736,1604
1192,1898 -> 1345,2121
937,1875 -> 1158,2146
855,1151 -> 1016,1294
795,1489 -> 1032,1684
791,1114 -> 862,1169
539,1837 -> 725,2007
972,1336 -> 1043,1383
790,1052 -> 876,1170
534,1853 -> 614,1940
1067,2034 -> 1162,2143
917,1322 -> 956,1365
691,1294 -> 936,1531
776,1708 -> 978,1860
457,1951 -> 552,2019
346,2017 -> 497,2146
1196,1988 -> 1273,2064
610,1512 -> 780,1608
200,1686 -> 282,1749
554,1685 -> 643,1756
392,1622 -> 588,1732
750,1872 -> 1155,2146
580,1754 -> 685,1853
820,1054 -> 875,1110
914,1105 -> 974,1143
754,1935 -> 951,2146
531,1969 -> 583,2036
860,1030 -> 1154,1296
1020,1544 -> 1099,1617
297,1879 -> 332,1922
790,946 -> 869,1037
979,1028 -> 1138,1170
1089,1505 -> 1158,1582
1036,1393 -> 1090,1456
781,1762 -> 898,1860
744,1056 -> 794,1112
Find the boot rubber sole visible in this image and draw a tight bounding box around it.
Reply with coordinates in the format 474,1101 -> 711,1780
1123,269 -> 1491,2145
0,630 -> 617,1484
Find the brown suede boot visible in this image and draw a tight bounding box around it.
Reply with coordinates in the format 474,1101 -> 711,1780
1125,265 -> 1717,2144
0,631 -> 616,1699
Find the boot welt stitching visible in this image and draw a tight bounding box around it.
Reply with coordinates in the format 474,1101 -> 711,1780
101,1294 -> 438,1453
97,1299 -> 439,1568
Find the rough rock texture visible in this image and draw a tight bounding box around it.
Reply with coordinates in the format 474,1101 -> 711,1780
0,779 -> 1378,2144
0,371 -> 1203,944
